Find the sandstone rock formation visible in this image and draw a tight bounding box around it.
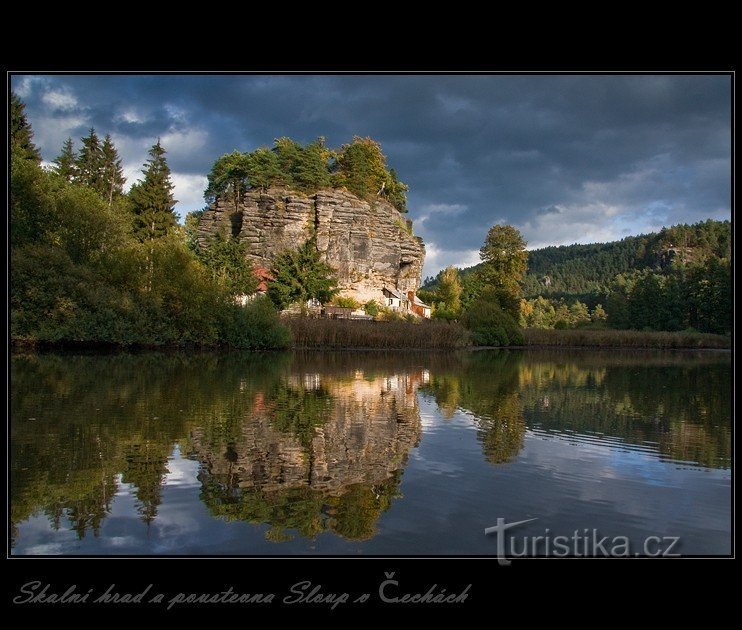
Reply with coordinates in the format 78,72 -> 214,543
196,188 -> 425,304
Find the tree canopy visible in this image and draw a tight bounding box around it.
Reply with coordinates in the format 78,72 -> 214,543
204,136 -> 409,212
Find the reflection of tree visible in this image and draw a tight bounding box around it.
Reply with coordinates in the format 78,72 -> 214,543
517,350 -> 731,469
423,351 -> 526,464
11,351 -> 423,546
121,442 -> 171,524
10,351 -> 290,543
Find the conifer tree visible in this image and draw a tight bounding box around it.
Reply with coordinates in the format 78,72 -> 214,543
76,128 -> 104,191
53,137 -> 77,182
10,92 -> 41,163
100,134 -> 126,206
129,140 -> 177,242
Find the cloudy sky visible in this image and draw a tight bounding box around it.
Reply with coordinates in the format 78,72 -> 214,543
12,74 -> 731,278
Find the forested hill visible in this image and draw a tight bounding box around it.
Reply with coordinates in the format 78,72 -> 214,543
424,219 -> 731,303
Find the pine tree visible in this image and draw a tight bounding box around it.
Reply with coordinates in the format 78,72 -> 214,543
129,140 -> 177,242
53,137 -> 77,182
10,92 -> 41,163
100,134 -> 126,206
76,128 -> 104,191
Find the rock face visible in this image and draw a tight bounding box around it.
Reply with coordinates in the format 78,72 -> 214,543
196,188 -> 425,303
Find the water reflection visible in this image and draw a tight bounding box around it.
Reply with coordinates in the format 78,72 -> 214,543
422,350 -> 731,470
10,349 -> 731,553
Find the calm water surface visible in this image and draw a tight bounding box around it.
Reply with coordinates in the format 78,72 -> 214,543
10,349 -> 731,555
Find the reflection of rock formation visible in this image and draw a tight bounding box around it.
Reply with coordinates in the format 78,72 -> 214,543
193,370 -> 423,540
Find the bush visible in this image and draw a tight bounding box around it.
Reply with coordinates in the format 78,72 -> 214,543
364,300 -> 380,317
461,295 -> 524,346
332,296 -> 360,309
218,297 -> 292,349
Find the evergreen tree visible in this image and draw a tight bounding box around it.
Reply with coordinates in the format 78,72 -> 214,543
76,128 -> 104,191
129,140 -> 177,242
247,148 -> 281,190
205,150 -> 251,211
100,134 -> 126,206
268,237 -> 338,309
53,137 -> 77,182
294,138 -> 332,191
10,92 -> 41,163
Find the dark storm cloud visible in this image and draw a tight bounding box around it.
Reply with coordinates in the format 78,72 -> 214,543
12,74 -> 731,276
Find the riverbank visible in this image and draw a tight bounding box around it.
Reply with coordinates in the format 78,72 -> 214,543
522,328 -> 730,349
11,322 -> 731,352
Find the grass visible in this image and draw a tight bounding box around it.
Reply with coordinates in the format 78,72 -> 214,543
522,328 -> 730,349
285,317 -> 470,349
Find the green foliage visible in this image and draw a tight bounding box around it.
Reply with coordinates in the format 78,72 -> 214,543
204,136 -> 409,212
461,289 -> 524,346
364,300 -> 380,317
196,230 -> 258,297
217,297 -> 292,349
10,92 -> 41,163
184,209 -> 205,252
53,138 -> 77,182
332,296 -> 360,309
479,225 -> 528,319
268,237 -> 338,309
437,266 -> 462,314
10,139 -> 289,350
100,134 -> 126,206
129,140 -> 178,242
76,128 -> 104,191
205,150 -> 251,209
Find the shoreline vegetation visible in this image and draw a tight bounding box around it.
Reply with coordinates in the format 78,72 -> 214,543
11,322 -> 729,352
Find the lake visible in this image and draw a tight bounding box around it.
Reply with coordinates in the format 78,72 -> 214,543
10,349 -> 731,556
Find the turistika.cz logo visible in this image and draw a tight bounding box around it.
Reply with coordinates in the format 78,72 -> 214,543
485,518 -> 680,565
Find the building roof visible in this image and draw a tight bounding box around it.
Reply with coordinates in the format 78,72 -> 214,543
383,287 -> 403,299
253,266 -> 275,293
412,295 -> 430,307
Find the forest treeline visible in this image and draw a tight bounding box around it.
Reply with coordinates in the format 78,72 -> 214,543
10,93 -> 290,349
422,219 -> 731,335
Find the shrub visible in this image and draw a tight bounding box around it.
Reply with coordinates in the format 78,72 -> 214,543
461,295 -> 524,346
332,296 -> 360,309
364,300 -> 380,317
219,297 -> 292,349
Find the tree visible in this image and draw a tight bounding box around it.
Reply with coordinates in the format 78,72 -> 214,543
461,288 -> 524,346
247,148 -> 281,190
437,266 -> 462,313
479,225 -> 528,318
205,150 -> 251,211
197,231 -> 258,297
10,92 -> 41,163
100,134 -> 126,206
53,138 -> 77,182
385,167 -> 408,212
76,128 -> 104,191
335,137 -> 389,201
129,140 -> 177,242
268,237 -> 338,309
293,138 -> 332,191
